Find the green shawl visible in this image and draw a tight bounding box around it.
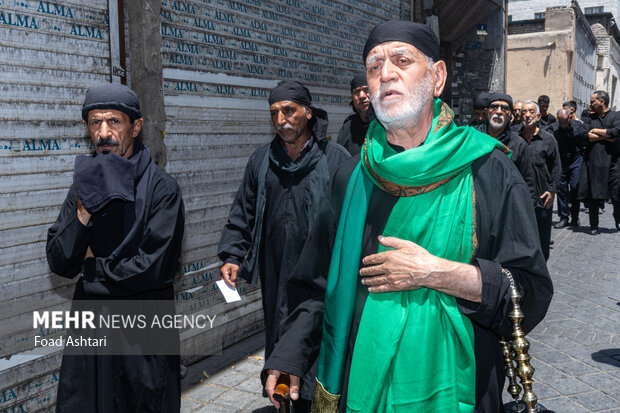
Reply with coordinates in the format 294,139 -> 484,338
313,99 -> 507,413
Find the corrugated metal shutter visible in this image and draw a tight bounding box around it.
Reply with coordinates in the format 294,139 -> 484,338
0,2 -> 112,411
162,0 -> 410,364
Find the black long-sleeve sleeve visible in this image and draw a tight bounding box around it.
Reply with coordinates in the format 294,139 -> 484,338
547,137 -> 562,193
459,150 -> 553,337
46,185 -> 93,279
604,110 -> 620,138
217,146 -> 264,266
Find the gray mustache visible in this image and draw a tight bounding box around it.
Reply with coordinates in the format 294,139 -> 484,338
96,138 -> 120,147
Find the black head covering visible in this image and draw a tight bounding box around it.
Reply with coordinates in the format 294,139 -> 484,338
350,72 -> 367,91
362,20 -> 440,64
473,92 -> 491,110
82,84 -> 141,121
488,92 -> 513,111
268,80 -> 312,106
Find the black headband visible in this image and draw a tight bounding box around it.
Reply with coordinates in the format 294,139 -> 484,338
350,72 -> 367,91
362,20 -> 440,64
82,84 -> 141,121
268,80 -> 312,106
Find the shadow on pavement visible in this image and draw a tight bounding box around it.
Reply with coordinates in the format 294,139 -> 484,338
591,348 -> 620,367
252,407 -> 277,413
568,226 -> 618,234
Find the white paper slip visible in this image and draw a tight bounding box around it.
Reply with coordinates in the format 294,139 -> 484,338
216,280 -> 242,303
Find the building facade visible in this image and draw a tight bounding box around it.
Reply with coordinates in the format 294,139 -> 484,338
587,12 -> 620,109
509,0 -> 620,24
507,3 -> 597,115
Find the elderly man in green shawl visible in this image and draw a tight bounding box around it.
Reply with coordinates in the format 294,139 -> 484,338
264,21 -> 553,413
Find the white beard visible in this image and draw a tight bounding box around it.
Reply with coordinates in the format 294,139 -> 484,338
370,71 -> 435,130
488,114 -> 507,132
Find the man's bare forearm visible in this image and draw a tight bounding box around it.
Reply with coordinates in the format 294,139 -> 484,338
424,259 -> 482,303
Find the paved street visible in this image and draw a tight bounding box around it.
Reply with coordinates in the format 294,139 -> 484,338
180,207 -> 620,413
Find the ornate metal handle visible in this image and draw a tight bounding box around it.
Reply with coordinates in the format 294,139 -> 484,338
501,268 -> 538,413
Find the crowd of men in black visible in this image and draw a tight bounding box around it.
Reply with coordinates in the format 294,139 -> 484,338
337,82 -> 620,261
464,91 -> 620,243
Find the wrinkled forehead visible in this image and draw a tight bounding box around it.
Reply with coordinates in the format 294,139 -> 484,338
86,108 -> 130,121
365,41 -> 424,66
269,100 -> 302,110
523,103 -> 538,112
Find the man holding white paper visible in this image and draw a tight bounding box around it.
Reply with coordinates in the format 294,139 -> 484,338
217,80 -> 349,412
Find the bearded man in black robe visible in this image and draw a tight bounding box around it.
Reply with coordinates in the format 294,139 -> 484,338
337,73 -> 371,156
264,21 -> 552,413
475,93 -> 534,202
47,84 -> 185,412
217,80 -> 350,412
578,91 -> 620,234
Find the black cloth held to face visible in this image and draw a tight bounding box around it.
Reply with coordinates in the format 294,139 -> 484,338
362,20 -> 440,63
82,83 -> 142,122
73,140 -> 151,215
74,151 -> 134,214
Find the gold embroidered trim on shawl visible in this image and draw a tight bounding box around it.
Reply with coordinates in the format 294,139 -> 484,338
362,102 -> 459,197
311,378 -> 340,413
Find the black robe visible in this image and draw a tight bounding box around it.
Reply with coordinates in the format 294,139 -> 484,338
336,113 -> 370,156
217,136 -> 350,365
47,165 -> 185,413
579,110 -> 620,200
264,150 -> 553,413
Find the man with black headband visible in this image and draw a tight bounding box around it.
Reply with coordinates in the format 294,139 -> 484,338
218,80 -> 349,411
475,93 -> 535,202
46,83 -> 185,412
337,72 -> 371,156
264,21 -> 552,413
